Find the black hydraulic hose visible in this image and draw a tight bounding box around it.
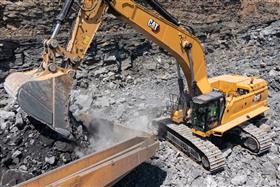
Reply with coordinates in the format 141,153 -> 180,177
146,0 -> 180,26
56,0 -> 74,23
51,0 -> 74,39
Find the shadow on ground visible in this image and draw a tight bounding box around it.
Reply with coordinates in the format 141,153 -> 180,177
114,162 -> 167,187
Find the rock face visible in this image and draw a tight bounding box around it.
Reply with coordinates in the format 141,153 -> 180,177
0,0 -> 280,186
0,0 -> 70,36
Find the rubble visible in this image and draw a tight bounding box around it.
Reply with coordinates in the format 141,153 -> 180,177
231,174 -> 248,186
45,156 -> 56,165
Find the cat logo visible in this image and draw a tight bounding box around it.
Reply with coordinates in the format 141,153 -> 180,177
148,18 -> 160,32
254,94 -> 261,102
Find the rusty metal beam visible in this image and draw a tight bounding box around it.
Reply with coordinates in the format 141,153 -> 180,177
17,126 -> 159,187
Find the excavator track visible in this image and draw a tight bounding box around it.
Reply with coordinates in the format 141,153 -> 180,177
166,124 -> 225,173
240,123 -> 272,154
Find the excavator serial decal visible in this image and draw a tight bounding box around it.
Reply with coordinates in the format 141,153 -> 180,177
148,18 -> 160,32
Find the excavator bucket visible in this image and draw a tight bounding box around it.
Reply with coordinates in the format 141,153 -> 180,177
4,69 -> 73,137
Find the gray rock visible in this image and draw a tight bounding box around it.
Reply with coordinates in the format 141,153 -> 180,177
45,156 -> 56,165
108,82 -> 116,89
188,168 -> 201,182
29,139 -> 35,145
94,97 -> 110,107
244,68 -> 259,76
76,125 -> 83,138
12,157 -> 19,165
259,123 -> 271,133
231,174 -> 247,186
0,110 -> 15,121
12,150 -> 22,158
262,161 -> 276,176
15,112 -> 24,129
261,20 -> 280,36
269,69 -> 278,77
40,135 -> 55,146
191,177 -> 207,187
117,98 -> 126,103
75,94 -> 93,111
260,62 -> 266,68
0,122 -> 7,130
222,147 -> 232,158
94,67 -> 108,77
10,126 -> 18,133
75,70 -> 86,80
54,141 -> 74,152
19,165 -> 27,172
61,153 -> 71,163
1,169 -> 33,186
9,135 -> 22,146
121,58 -> 132,71
107,71 -> 115,78
104,55 -> 117,63
143,62 -> 157,71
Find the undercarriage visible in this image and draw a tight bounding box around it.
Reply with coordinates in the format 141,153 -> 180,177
165,120 -> 272,172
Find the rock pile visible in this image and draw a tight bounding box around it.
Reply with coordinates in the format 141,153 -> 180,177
0,103 -> 79,185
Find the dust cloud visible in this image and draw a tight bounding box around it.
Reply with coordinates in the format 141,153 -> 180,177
73,111 -> 145,157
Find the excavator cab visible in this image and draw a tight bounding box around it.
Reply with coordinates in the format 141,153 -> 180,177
191,91 -> 225,132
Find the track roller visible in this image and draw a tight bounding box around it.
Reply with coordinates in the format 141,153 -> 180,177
240,123 -> 272,154
166,124 -> 225,173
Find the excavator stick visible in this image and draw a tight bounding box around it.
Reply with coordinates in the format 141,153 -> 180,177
4,69 -> 73,137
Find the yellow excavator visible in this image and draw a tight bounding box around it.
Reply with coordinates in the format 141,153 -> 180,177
5,0 -> 271,173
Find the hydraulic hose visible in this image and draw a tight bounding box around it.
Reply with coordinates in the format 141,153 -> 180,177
146,0 -> 180,26
51,0 -> 74,39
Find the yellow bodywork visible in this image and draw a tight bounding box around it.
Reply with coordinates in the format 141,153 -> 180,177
192,74 -> 268,137
171,109 -> 184,124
